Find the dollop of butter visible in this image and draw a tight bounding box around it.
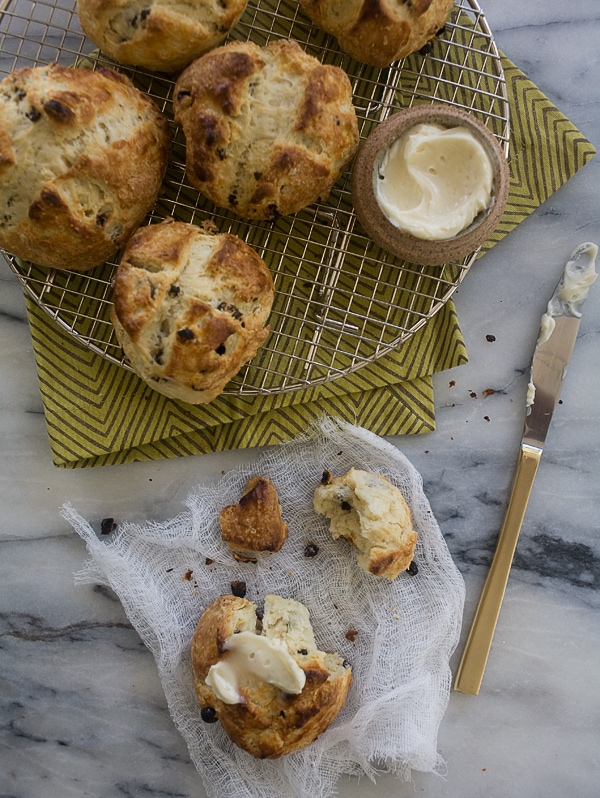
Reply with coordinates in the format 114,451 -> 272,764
205,631 -> 306,705
375,123 -> 494,240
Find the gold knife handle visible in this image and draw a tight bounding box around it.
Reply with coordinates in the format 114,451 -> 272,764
454,443 -> 542,694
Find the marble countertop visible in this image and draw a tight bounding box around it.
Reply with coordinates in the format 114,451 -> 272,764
1,1 -> 599,796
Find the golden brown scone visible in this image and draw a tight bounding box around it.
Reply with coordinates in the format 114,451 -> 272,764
220,476 -> 289,555
112,219 -> 274,404
173,38 -> 359,220
298,0 -> 454,68
192,594 -> 352,759
77,0 -> 248,73
314,467 -> 417,579
0,63 -> 169,271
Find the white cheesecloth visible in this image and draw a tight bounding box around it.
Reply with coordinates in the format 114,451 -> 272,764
65,416 -> 465,798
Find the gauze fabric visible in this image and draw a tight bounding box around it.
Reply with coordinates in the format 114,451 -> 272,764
65,417 -> 465,798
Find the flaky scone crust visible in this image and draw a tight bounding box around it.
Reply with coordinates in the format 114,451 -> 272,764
220,476 -> 289,554
191,594 -> 352,759
0,64 -> 169,271
112,219 -> 273,404
77,0 -> 249,73
173,38 -> 359,220
298,0 -> 454,67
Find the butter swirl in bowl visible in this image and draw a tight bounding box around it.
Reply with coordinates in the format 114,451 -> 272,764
351,104 -> 509,266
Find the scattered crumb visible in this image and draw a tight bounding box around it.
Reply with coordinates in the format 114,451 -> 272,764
484,416 -> 490,422
345,629 -> 358,643
100,517 -> 117,535
449,380 -> 456,387
482,388 -> 495,397
485,334 -> 496,342
469,391 -> 477,399
182,569 -> 193,581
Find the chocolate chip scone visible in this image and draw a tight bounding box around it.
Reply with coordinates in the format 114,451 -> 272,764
298,0 -> 454,68
192,593 -> 352,759
112,218 -> 274,404
173,38 -> 359,220
77,0 -> 249,73
0,63 -> 169,271
314,467 -> 418,579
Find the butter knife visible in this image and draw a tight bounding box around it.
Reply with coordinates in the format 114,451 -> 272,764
454,242 -> 598,695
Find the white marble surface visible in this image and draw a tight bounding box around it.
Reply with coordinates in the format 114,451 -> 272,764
1,1 -> 599,796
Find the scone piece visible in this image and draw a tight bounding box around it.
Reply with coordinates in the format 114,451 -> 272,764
298,0 -> 454,68
0,63 -> 169,271
192,593 -> 352,759
220,476 -> 289,555
77,0 -> 248,73
173,38 -> 359,220
314,468 -> 417,579
112,219 -> 274,404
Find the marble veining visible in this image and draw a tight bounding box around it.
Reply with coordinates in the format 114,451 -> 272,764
1,1 -> 599,796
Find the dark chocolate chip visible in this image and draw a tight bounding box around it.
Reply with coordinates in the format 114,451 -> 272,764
407,560 -> 418,576
341,501 -> 351,512
304,542 -> 319,558
297,649 -> 308,656
215,344 -> 226,355
154,349 -> 164,365
320,470 -> 332,485
168,284 -> 181,297
230,581 -> 247,598
177,328 -> 195,342
100,518 -> 117,535
96,212 -> 108,227
26,107 -> 41,122
200,706 -> 218,723
176,90 -> 191,101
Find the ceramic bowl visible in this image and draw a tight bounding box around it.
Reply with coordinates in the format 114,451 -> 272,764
351,104 -> 509,266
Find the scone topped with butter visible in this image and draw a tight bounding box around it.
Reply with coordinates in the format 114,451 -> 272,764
314,468 -> 417,580
192,593 -> 352,759
173,38 -> 359,220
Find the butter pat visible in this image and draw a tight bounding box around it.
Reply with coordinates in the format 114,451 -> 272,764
375,123 -> 494,240
205,631 -> 306,705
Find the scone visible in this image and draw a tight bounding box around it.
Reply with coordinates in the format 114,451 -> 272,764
220,476 -> 289,556
314,468 -> 417,579
77,0 -> 249,73
0,63 -> 169,272
112,219 -> 274,404
298,0 -> 454,68
191,593 -> 352,759
173,38 -> 359,220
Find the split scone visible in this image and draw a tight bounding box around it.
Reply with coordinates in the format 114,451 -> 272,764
0,64 -> 169,271
173,38 -> 359,220
314,467 -> 417,579
298,0 -> 454,68
220,476 -> 289,556
76,0 -> 249,73
192,593 -> 352,759
112,219 -> 274,404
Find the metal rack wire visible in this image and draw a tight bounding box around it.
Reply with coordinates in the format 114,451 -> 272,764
1,0 -> 509,395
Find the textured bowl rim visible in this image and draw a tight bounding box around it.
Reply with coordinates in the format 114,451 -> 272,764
351,104 -> 510,266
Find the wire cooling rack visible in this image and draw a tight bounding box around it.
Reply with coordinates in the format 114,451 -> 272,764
1,0 -> 509,395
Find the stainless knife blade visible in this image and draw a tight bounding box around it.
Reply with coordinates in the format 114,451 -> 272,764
454,242 -> 598,695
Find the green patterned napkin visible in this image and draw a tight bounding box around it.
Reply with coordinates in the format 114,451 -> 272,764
24,49 -> 595,467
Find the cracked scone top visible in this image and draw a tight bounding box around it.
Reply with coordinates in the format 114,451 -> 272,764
0,64 -> 169,271
112,219 -> 274,404
314,467 -> 418,579
76,0 -> 249,73
298,0 -> 454,67
173,38 -> 359,220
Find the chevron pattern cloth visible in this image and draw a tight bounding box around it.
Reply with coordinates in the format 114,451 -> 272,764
24,54 -> 595,468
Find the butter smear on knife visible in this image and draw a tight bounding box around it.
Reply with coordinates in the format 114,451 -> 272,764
527,242 -> 598,407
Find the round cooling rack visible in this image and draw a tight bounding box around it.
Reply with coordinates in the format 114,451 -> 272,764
1,0 -> 510,396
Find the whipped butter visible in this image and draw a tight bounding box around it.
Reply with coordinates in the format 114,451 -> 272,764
375,123 -> 494,240
205,631 -> 306,705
